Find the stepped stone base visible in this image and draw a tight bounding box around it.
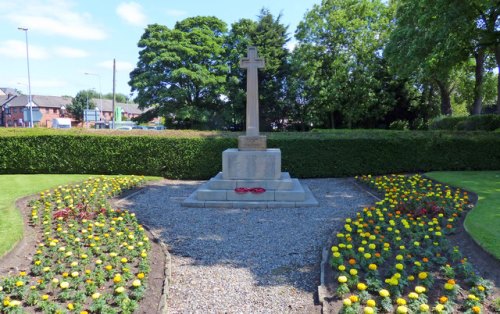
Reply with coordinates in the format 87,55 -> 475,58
182,148 -> 318,208
182,172 -> 319,208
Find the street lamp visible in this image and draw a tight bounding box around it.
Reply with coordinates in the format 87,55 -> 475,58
84,72 -> 102,120
18,27 -> 33,128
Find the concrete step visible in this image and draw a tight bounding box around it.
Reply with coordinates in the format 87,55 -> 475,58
207,172 -> 294,190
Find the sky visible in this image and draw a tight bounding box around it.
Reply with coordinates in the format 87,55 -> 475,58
0,0 -> 320,98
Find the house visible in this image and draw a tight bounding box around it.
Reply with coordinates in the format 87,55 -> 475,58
1,87 -> 152,128
1,94 -> 71,127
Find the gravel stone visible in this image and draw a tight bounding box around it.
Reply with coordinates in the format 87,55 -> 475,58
123,178 -> 376,313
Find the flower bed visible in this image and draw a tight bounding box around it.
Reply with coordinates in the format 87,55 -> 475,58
0,176 -> 149,314
330,174 -> 493,314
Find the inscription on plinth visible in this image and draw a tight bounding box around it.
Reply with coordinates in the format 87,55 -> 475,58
222,148 -> 281,180
238,135 -> 267,151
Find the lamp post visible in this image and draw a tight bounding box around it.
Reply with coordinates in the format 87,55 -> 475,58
18,27 -> 33,128
84,72 -> 102,120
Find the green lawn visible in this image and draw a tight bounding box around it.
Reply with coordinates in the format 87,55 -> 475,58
0,174 -> 162,258
425,171 -> 500,259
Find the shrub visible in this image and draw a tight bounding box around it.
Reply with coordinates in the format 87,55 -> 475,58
0,131 -> 499,179
430,114 -> 500,131
429,116 -> 468,130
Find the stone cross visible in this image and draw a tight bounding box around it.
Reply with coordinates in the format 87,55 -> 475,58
240,46 -> 265,137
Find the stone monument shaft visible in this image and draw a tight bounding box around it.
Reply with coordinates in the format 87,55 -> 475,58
240,46 -> 265,137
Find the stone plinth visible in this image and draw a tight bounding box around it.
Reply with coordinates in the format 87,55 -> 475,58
238,135 -> 267,151
222,149 -> 280,180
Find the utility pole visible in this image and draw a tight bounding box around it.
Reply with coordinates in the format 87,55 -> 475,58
112,58 -> 116,129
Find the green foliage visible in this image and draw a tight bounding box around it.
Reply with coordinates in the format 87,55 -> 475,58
129,17 -> 229,129
295,0 -> 405,128
68,90 -> 99,121
430,115 -> 500,131
0,131 -> 498,179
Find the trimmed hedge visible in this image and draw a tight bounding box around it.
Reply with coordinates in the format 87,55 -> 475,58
430,114 -> 500,131
0,131 -> 499,179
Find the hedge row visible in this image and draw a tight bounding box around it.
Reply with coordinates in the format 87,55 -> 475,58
0,133 -> 499,179
429,114 -> 500,131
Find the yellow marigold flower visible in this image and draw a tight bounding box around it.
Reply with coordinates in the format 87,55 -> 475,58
472,306 -> 481,313
105,265 -> 113,271
338,265 -> 346,271
418,272 -> 428,280
60,282 -> 69,289
132,279 -> 141,287
15,281 -> 24,287
415,286 -> 426,294
364,306 -> 374,314
408,292 -> 419,299
333,252 -> 341,258
396,298 -> 406,305
92,292 -> 101,299
439,296 -> 448,304
444,283 -> 454,290
95,259 -> 102,265
435,304 -> 444,312
379,289 -> 390,297
137,273 -> 145,279
68,303 -> 74,310
357,283 -> 367,291
19,271 -> 27,276
419,304 -> 430,312
80,311 -> 89,314
366,299 -> 376,307
338,276 -> 348,283
41,294 -> 49,300
141,252 -> 148,258
343,298 -> 352,306
349,269 -> 358,276
121,258 -> 128,263
396,254 -> 403,261
115,286 -> 125,294
35,260 -> 42,265
468,294 -> 478,301
52,278 -> 59,284
331,246 -> 339,252
477,285 -> 485,291
113,275 -> 122,284
397,305 -> 408,313
71,271 -> 79,278
368,264 -> 377,271
349,295 -> 359,303
395,263 -> 404,270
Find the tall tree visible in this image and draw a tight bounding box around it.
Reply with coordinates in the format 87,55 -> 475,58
129,17 -> 228,129
68,89 -> 99,121
296,0 -> 396,128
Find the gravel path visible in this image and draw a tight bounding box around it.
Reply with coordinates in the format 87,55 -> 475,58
122,178 -> 376,313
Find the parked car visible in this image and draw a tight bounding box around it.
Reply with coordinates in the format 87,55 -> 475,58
132,125 -> 148,130
116,126 -> 133,131
147,125 -> 166,130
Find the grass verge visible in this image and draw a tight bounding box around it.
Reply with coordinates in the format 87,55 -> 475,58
425,171 -> 500,259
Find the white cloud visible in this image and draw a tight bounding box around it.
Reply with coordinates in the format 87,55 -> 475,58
54,46 -> 89,58
0,40 -> 49,59
97,60 -> 135,72
166,9 -> 187,17
285,40 -> 298,52
4,0 -> 107,40
116,2 -> 147,26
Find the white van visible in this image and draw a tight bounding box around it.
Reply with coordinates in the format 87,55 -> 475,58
52,118 -> 72,129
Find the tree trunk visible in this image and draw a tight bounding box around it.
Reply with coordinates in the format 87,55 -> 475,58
472,47 -> 485,115
436,80 -> 452,116
329,111 -> 335,129
495,44 -> 500,114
